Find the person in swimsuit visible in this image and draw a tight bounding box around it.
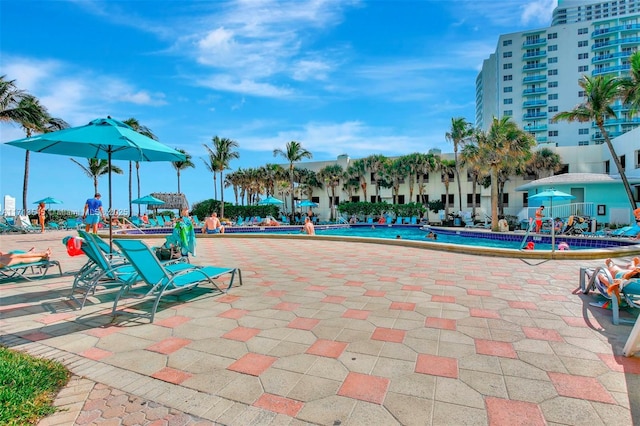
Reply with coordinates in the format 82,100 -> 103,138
535,205 -> 545,233
37,202 -> 46,232
0,248 -> 52,268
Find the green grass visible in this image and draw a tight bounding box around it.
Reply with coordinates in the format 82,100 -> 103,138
0,346 -> 70,425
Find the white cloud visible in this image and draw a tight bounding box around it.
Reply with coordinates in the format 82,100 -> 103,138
197,75 -> 293,98
521,0 -> 557,26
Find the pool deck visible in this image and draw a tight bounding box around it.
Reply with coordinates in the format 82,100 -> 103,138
1,231 -> 640,425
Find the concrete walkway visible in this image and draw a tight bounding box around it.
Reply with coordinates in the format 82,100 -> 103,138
0,231 -> 639,425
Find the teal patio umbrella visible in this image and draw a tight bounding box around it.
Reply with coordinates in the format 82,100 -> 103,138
6,117 -> 186,251
258,195 -> 284,205
298,200 -> 318,208
132,194 -> 166,215
33,197 -> 63,209
528,188 -> 575,252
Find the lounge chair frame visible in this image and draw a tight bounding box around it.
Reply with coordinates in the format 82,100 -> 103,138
0,257 -> 62,282
112,239 -> 242,322
580,266 -> 640,325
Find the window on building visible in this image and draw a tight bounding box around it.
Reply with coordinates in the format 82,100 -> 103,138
578,140 -> 589,146
467,171 -> 475,182
605,160 -> 610,174
579,90 -> 586,97
548,106 -> 558,112
370,195 -> 380,203
441,171 -> 455,182
548,81 -> 558,88
501,193 -> 509,207
466,194 -> 480,207
397,195 -> 405,204
370,172 -> 376,182
636,149 -> 640,168
503,51 -> 512,58
504,110 -> 513,116
441,194 -> 454,206
503,75 -> 513,81
578,128 -> 589,134
578,65 -> 589,72
549,130 -> 558,136
548,69 -> 558,75
503,63 -> 512,69
350,196 -> 360,202
312,196 -> 320,203
548,45 -> 558,51
548,57 -> 558,63
578,27 -> 588,34
503,39 -> 512,46
578,52 -> 589,59
504,86 -> 513,92
548,94 -> 558,100
504,98 -> 513,104
548,32 -> 557,39
578,40 -> 589,47
523,193 -> 529,207
416,194 -> 429,204
621,154 -> 626,170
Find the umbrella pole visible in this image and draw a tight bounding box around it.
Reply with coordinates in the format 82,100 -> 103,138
108,150 -> 113,256
551,200 -> 555,253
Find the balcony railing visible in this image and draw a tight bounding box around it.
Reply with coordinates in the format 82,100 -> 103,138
523,112 -> 548,120
525,124 -> 548,132
592,24 -> 640,36
523,63 -> 547,71
523,88 -> 547,95
523,100 -> 547,107
592,64 -> 631,76
523,38 -> 546,47
592,37 -> 640,50
523,75 -> 547,83
592,51 -> 633,63
523,50 -> 547,59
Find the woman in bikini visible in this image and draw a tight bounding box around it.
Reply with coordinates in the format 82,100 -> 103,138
0,248 -> 52,268
37,202 -> 46,232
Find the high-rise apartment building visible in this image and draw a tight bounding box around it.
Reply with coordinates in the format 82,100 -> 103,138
476,0 -> 640,148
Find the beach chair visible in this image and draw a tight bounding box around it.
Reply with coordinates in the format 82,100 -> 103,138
46,221 -> 61,230
580,266 -> 640,325
112,239 -> 242,322
70,231 -> 190,309
410,216 -> 418,225
0,251 -> 62,282
15,215 -> 40,233
280,215 -> 290,224
155,215 -> 166,227
64,217 -> 82,230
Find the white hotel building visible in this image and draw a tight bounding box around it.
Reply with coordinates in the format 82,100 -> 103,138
289,1 -> 640,223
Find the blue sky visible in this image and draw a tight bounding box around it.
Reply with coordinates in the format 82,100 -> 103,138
0,0 -> 557,215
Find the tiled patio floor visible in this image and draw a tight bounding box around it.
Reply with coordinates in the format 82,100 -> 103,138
1,231 -> 639,425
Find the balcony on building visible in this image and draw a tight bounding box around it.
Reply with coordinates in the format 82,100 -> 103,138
522,37 -> 547,47
535,136 -> 548,143
523,75 -> 547,83
522,63 -> 547,72
592,37 -> 640,50
524,124 -> 548,132
592,51 -> 630,63
523,112 -> 548,120
522,50 -> 547,60
592,64 -> 631,76
522,99 -> 547,107
522,87 -> 547,96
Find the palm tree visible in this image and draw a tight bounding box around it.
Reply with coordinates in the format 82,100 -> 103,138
439,159 -> 456,218
346,159 -> 368,201
474,117 -> 535,231
364,154 -> 388,202
553,75 -> 636,210
11,94 -> 68,212
123,118 -> 157,216
527,148 -> 562,179
203,136 -> 240,219
273,141 -> 312,217
446,117 -> 473,212
382,158 -> 410,204
416,153 -> 440,205
317,164 -> 344,221
460,143 -> 484,219
71,158 -> 124,194
171,148 -> 195,194
620,51 -> 640,113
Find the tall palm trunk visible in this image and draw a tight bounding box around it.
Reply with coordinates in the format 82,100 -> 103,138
94,176 -> 99,194
455,151 -> 462,212
219,170 -> 225,219
22,151 -> 30,213
599,122 -> 636,209
490,167 -> 499,231
177,170 -> 182,194
290,165 -> 295,216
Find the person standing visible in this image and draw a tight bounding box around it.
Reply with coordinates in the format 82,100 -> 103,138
535,205 -> 545,233
37,202 -> 46,232
83,193 -> 104,234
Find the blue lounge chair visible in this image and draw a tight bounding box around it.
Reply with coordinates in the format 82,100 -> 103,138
0,251 -> 62,282
155,216 -> 166,227
70,231 -> 190,309
580,266 -> 640,325
112,239 -> 242,322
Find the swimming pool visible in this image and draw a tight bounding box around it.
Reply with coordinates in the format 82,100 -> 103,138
114,223 -> 639,256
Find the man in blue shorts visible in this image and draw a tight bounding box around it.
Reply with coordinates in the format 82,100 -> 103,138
83,193 -> 104,234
